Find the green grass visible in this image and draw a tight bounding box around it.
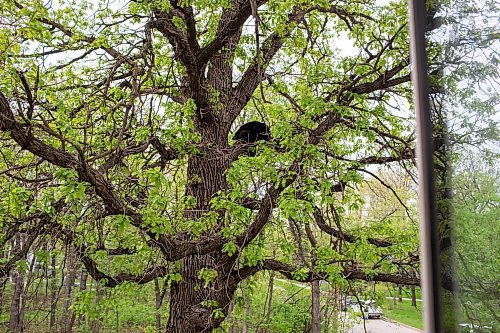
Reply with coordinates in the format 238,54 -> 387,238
382,298 -> 423,330
375,283 -> 422,300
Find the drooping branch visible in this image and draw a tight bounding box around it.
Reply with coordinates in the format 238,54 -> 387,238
0,92 -> 135,217
1,92 -> 182,256
43,215 -> 169,288
0,227 -> 41,278
232,259 -> 420,286
0,198 -> 67,277
322,148 -> 415,165
80,255 -> 168,287
312,207 -> 393,247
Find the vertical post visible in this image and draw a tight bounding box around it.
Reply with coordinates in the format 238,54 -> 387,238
408,1 -> 443,332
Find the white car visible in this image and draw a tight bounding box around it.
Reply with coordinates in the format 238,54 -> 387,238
350,300 -> 382,319
365,305 -> 382,319
361,300 -> 382,319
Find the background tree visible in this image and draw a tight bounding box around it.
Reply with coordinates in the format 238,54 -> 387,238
0,0 -> 427,331
426,0 -> 498,331
453,157 -> 499,328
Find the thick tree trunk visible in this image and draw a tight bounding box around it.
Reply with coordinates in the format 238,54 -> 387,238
166,254 -> 236,332
311,280 -> 321,333
165,130 -> 237,332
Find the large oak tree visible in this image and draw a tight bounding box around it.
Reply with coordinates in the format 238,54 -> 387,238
0,0 -> 427,331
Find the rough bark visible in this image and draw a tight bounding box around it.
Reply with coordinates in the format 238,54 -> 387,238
165,125 -> 237,332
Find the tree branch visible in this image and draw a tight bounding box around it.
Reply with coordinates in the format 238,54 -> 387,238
232,258 -> 420,286
312,207 -> 393,247
230,6 -> 312,119
199,0 -> 269,67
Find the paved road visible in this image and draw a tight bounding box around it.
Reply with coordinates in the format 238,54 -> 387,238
339,318 -> 422,333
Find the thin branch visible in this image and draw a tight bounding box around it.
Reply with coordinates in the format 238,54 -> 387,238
312,207 -> 393,248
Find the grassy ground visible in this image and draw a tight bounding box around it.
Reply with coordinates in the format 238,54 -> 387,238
381,298 -> 423,330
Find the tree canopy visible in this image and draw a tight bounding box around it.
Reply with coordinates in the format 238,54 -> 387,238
0,0 -> 436,331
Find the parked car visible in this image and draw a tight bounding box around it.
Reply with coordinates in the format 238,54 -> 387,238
362,300 -> 382,319
365,305 -> 382,319
348,300 -> 382,319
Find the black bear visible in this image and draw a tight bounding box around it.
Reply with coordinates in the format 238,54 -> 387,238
232,121 -> 271,156
233,121 -> 271,143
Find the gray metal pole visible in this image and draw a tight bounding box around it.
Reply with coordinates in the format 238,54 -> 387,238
408,1 -> 443,332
